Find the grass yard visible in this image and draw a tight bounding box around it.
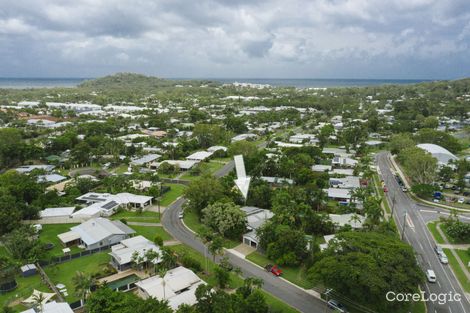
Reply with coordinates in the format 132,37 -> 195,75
39,223 -> 82,258
130,225 -> 172,241
113,164 -> 129,174
111,210 -> 160,223
45,252 -> 111,303
160,183 -> 186,207
169,244 -> 299,313
427,221 -> 445,244
0,274 -> 51,312
182,208 -> 239,248
246,251 -> 314,289
179,162 -> 226,181
443,248 -> 470,293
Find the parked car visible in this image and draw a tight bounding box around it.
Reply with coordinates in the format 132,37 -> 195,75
435,245 -> 444,255
458,197 -> 465,204
426,269 -> 436,283
438,253 -> 449,264
401,186 -> 408,192
178,211 -> 184,219
327,299 -> 348,313
383,186 -> 388,192
265,264 -> 282,276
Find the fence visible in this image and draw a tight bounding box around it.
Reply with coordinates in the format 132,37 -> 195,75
38,244 -> 112,267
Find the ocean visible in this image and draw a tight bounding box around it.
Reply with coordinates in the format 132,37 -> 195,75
0,77 -> 432,89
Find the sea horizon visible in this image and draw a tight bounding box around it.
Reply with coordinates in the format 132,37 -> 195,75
0,76 -> 442,89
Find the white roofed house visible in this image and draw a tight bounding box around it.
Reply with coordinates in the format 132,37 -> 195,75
332,156 -> 358,168
135,266 -> 206,310
325,188 -> 353,203
207,146 -> 228,153
329,176 -> 360,189
416,143 -> 459,168
58,218 -> 135,250
329,213 -> 365,229
186,151 -> 213,162
130,154 -> 162,168
289,134 -> 318,145
109,235 -> 161,271
76,192 -> 153,213
241,206 -> 274,248
155,160 -> 199,171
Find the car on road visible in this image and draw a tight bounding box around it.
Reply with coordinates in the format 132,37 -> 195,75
178,211 -> 184,219
401,186 -> 408,192
435,245 -> 444,255
327,299 -> 348,312
265,264 -> 282,276
383,186 -> 388,192
438,252 -> 449,264
426,269 -> 436,283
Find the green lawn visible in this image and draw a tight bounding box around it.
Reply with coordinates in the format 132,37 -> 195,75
443,248 -> 470,293
38,223 -> 82,258
113,164 -> 129,174
170,244 -> 299,313
111,210 -> 160,223
160,183 -> 186,207
45,252 -> 111,302
130,225 -> 172,241
182,208 -> 239,248
180,162 -> 226,181
0,274 -> 51,312
427,221 -> 445,244
246,251 -> 314,289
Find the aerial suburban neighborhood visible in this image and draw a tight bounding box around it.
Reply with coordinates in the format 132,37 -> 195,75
0,73 -> 469,313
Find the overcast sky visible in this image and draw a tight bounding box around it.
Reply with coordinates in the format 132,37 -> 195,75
0,0 -> 469,79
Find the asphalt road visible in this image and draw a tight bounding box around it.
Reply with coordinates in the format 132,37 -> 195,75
377,151 -> 470,313
161,160 -> 329,313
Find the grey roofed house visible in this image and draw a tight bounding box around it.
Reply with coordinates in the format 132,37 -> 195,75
329,176 -> 360,189
37,174 -> 67,183
16,165 -> 55,174
207,146 -> 227,153
130,154 -> 162,166
60,218 -> 135,250
332,156 -> 358,167
322,147 -> 354,157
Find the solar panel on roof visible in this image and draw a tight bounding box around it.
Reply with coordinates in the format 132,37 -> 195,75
101,201 -> 118,210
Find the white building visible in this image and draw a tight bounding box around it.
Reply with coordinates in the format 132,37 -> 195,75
136,266 -> 206,310
186,151 -> 213,162
109,235 -> 161,271
58,218 -> 135,250
241,206 -> 274,248
416,143 -> 458,167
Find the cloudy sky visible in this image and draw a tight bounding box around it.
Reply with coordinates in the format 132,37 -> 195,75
0,0 -> 469,79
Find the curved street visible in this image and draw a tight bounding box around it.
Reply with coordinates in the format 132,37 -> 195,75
161,161 -> 328,313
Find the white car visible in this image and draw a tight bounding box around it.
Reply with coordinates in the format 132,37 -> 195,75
458,197 -> 465,204
438,253 -> 448,264
426,269 -> 436,283
178,211 -> 184,219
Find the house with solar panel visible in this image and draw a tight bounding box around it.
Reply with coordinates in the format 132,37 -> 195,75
72,192 -> 154,218
58,218 -> 135,250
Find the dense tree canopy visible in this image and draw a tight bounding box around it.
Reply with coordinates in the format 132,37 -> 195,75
308,231 -> 423,312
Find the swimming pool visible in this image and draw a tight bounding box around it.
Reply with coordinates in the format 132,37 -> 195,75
106,274 -> 140,291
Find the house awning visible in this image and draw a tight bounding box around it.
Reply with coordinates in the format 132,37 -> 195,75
57,231 -> 80,243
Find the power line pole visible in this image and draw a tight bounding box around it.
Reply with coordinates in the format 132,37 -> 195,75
401,211 -> 407,240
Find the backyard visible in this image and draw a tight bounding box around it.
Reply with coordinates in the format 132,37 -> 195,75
38,223 -> 82,259
0,274 -> 51,312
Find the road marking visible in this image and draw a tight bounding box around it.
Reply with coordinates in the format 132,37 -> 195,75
419,242 -> 424,250
420,209 -> 439,214
437,280 -> 441,288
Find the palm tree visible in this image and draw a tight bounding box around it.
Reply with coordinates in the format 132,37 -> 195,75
364,196 -> 384,227
32,292 -> 46,313
157,267 -> 168,300
72,271 -> 95,301
144,249 -> 160,274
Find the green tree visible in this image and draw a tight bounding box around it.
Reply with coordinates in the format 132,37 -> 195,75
202,201 -> 247,239
72,271 -> 96,300
398,147 -> 438,184
214,265 -> 231,289
185,176 -> 227,217
308,231 -> 423,312
388,133 -> 415,155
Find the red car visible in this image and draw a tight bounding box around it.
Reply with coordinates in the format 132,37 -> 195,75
265,264 -> 282,276
383,186 -> 388,193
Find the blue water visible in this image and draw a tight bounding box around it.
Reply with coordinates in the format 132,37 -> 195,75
0,77 -> 432,89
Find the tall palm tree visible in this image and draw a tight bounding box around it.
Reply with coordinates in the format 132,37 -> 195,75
72,271 -> 95,301
157,267 -> 168,300
32,292 -> 46,313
